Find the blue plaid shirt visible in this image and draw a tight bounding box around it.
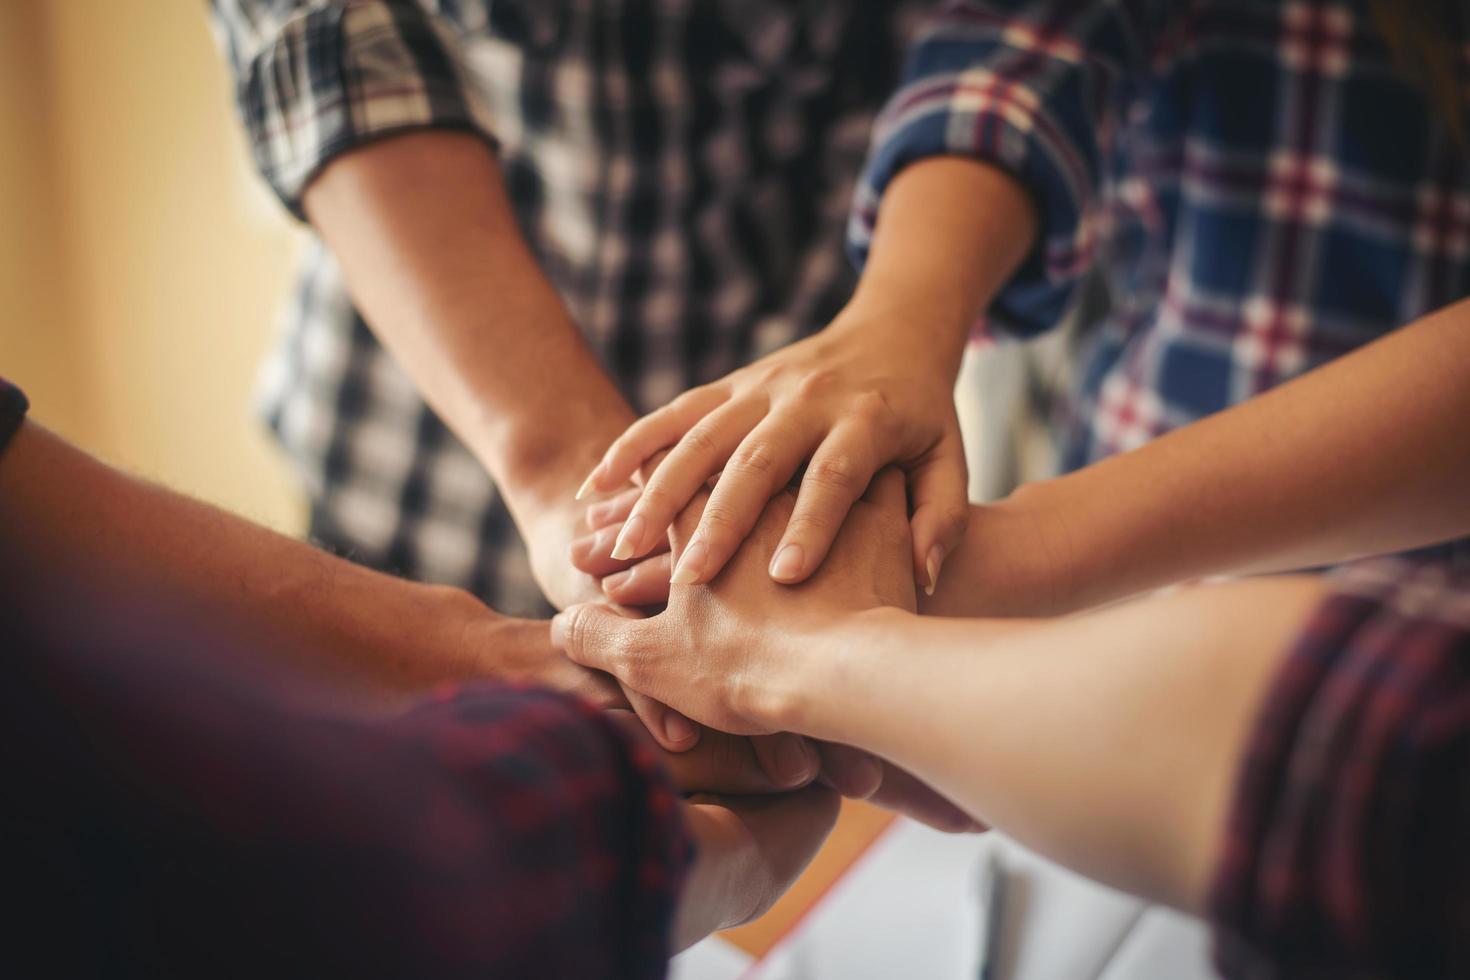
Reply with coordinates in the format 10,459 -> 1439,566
210,1 -> 930,616
852,0 -> 1470,477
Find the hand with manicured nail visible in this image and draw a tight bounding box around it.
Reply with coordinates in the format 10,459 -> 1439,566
570,485 -> 676,608
575,314 -> 971,598
554,473 -> 917,735
554,470 -> 977,830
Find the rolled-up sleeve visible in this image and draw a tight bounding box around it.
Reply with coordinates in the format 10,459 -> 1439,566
848,0 -> 1169,335
0,377 -> 28,458
1209,560 -> 1470,979
209,0 -> 498,218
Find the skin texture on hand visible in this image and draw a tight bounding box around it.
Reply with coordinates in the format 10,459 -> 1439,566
556,469 -> 979,830
556,470 -> 917,733
579,320 -> 971,596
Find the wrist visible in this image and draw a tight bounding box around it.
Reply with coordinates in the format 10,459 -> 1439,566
767,607 -> 913,744
494,408 -> 635,518
922,487 -> 1087,618
826,295 -> 970,379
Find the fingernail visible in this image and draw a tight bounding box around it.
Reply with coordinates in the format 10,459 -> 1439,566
610,514 -> 647,561
774,734 -> 816,787
575,465 -> 603,501
925,545 -> 945,598
601,569 -> 632,596
663,710 -> 697,745
769,543 -> 804,582
670,538 -> 708,585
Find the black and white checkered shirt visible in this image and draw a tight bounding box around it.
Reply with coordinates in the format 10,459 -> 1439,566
210,0 -> 927,616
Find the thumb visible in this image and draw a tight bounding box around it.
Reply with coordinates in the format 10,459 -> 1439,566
551,602 -> 645,675
551,604 -> 699,752
625,688 -> 701,754
907,432 -> 970,597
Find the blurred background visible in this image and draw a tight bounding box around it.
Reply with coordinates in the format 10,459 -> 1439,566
0,0 -> 304,533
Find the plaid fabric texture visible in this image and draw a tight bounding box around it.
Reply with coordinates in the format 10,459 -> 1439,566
0,377 -> 27,457
1209,559 -> 1470,979
210,0 -> 928,616
2,582 -> 689,978
852,1 -> 1470,487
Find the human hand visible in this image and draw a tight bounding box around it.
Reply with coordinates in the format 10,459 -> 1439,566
554,468 -> 916,737
568,480 -> 825,792
570,486 -> 674,608
576,314 -> 970,596
672,787 -> 841,951
524,498 -> 629,610
465,607 -> 825,792
513,501 -> 705,756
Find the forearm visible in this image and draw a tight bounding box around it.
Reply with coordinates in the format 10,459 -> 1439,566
928,298 -> 1470,617
838,156 -> 1036,368
0,423 -> 524,697
303,130 -> 634,514
781,578 -> 1326,911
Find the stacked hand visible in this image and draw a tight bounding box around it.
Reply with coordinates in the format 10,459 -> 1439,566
574,316 -> 971,598
557,468 -> 979,832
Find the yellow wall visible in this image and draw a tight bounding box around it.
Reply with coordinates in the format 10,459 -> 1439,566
0,0 -> 305,532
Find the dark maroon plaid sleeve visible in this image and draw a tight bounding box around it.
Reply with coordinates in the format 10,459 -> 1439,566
0,375 -> 28,457
1209,560 -> 1470,980
2,576 -> 691,979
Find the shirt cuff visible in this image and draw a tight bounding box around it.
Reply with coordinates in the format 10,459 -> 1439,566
232,1 -> 498,219
1208,559 -> 1470,978
0,377 -> 30,459
847,64 -> 1100,338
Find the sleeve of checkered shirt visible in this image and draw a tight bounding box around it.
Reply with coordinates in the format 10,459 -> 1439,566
0,376 -> 29,459
1209,560 -> 1470,979
208,0 -> 498,219
847,0 -> 1172,336
10,616 -> 693,978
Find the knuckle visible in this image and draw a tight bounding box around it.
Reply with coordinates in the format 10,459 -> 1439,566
608,625 -> 644,664
728,441 -> 779,477
806,454 -> 865,494
561,607 -> 592,653
785,510 -> 838,538
680,423 -> 722,458
795,368 -> 840,400
698,504 -> 745,539
853,391 -> 898,430
637,482 -> 678,511
756,362 -> 787,387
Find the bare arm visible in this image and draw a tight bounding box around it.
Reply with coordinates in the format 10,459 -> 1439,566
792,581 -> 1324,912
553,479 -> 1326,911
1,417 -> 820,796
927,296 -> 1470,617
303,131 -> 636,608
0,420 -> 608,705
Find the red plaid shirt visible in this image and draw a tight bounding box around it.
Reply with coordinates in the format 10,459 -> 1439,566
0,375 -> 690,979
1211,559 -> 1470,979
